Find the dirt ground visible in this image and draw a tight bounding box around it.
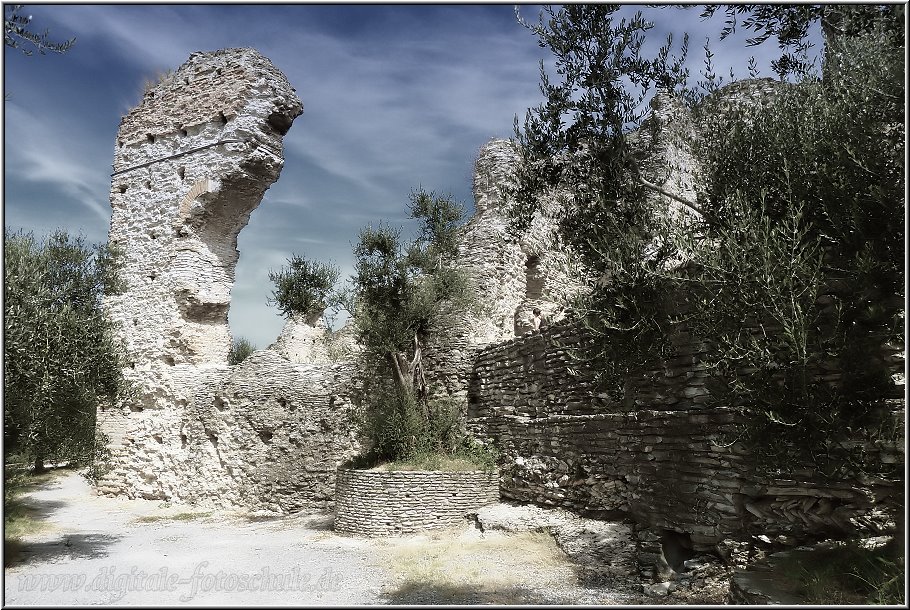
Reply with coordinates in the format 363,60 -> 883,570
3,470 -> 644,605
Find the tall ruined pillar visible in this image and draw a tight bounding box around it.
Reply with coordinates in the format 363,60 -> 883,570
105,48 -> 302,409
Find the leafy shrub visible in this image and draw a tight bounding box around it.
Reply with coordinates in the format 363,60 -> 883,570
267,255 -> 340,321
228,336 -> 256,365
4,229 -> 126,472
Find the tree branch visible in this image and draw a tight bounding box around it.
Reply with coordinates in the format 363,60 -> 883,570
638,177 -> 706,217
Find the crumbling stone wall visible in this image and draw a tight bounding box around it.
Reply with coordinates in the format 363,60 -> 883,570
108,48 -> 302,381
465,79 -> 903,566
269,313 -> 332,364
423,138 -> 586,400
98,351 -> 361,511
467,318 -> 904,553
98,48 -> 360,511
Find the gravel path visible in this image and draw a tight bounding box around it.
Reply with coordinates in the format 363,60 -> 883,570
4,471 -> 643,605
5,471 -> 388,605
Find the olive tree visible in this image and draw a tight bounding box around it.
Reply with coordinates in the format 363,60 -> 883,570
511,4 -> 904,475
267,255 -> 341,322
351,189 -> 474,462
4,230 -> 126,472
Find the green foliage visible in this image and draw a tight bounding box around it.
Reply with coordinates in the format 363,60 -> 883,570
267,254 -> 340,321
82,430 -> 113,484
4,230 -> 127,472
351,392 -> 497,471
4,5 -> 74,55
774,541 -> 904,604
513,6 -> 904,478
687,21 -> 904,474
228,336 -> 256,365
353,189 -> 471,379
351,189 -> 477,464
701,4 -> 905,78
512,5 -> 692,248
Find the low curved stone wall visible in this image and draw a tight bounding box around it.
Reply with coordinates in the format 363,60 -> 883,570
334,468 -> 499,536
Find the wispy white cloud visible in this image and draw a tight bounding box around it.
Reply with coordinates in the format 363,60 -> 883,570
7,4 -> 822,349
4,103 -> 111,225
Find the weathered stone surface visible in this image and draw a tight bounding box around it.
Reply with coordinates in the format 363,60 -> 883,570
334,469 -> 499,536
422,138 -> 585,402
467,316 -> 902,543
268,313 -> 331,364
98,49 -> 362,511
99,350 -> 362,511
106,47 -> 302,403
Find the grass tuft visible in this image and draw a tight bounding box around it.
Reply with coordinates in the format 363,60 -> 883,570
4,466 -> 67,566
774,540 -> 904,605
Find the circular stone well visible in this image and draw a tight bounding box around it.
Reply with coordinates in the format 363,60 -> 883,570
333,468 -> 500,536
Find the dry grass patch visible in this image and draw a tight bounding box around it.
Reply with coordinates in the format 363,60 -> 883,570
134,511 -> 212,524
4,467 -> 68,566
381,527 -> 579,604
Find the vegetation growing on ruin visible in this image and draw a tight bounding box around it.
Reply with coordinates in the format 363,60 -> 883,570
228,336 -> 256,365
276,189 -> 491,468
350,190 -> 486,467
510,4 -> 904,478
267,254 -> 342,321
4,230 -> 128,474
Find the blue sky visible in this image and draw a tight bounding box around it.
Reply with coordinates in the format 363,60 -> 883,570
3,3 -> 822,349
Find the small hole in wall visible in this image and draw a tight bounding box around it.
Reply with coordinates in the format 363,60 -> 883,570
180,434 -> 188,449
218,111 -> 228,125
147,134 -> 155,144
216,68 -> 223,76
145,180 -> 152,190
214,396 -> 226,412
177,166 -> 185,180
179,126 -> 188,137
164,356 -> 175,366
149,274 -> 157,281
133,318 -> 139,326
660,530 -> 696,572
118,140 -> 124,148
184,77 -> 190,85
129,362 -> 136,369
207,432 -> 218,446
152,434 -> 163,444
150,231 -> 158,240
129,404 -> 144,412
118,185 -> 128,194
258,430 -> 273,444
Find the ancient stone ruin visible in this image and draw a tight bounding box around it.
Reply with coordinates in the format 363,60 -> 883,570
97,49 -> 360,511
97,47 -> 903,593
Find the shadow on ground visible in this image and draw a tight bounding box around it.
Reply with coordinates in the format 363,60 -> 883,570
5,469 -> 121,568
6,533 -> 122,568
